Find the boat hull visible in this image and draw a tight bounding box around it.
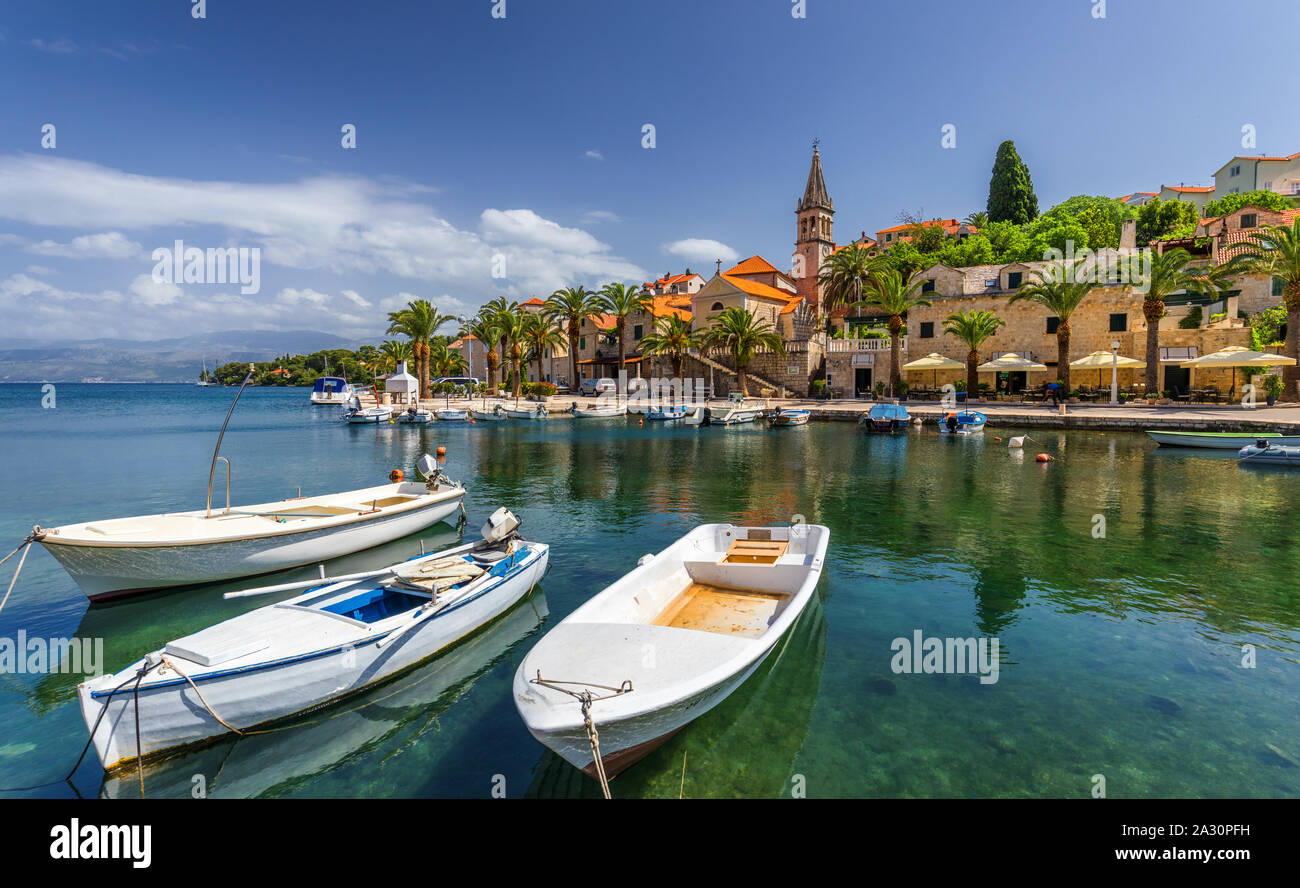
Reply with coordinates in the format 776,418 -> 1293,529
79,544 -> 549,771
769,410 -> 810,427
1148,430 -> 1300,449
41,491 -> 465,601
345,408 -> 393,423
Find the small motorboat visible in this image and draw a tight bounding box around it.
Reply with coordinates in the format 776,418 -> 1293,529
504,404 -> 548,420
470,405 -> 509,422
768,408 -> 811,427
79,509 -> 548,772
396,406 -> 433,424
646,405 -> 688,421
514,522 -> 829,784
1148,430 -> 1300,449
570,402 -> 627,418
434,407 -> 470,422
938,410 -> 986,435
310,376 -> 352,406
860,403 -> 910,432
709,402 -> 763,425
1238,440 -> 1300,466
341,392 -> 392,424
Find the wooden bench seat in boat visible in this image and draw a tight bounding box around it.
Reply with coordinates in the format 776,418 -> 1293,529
722,538 -> 788,564
652,581 -> 787,639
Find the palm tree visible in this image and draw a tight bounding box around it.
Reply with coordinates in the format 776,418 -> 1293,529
496,310 -> 529,399
639,314 -> 700,378
703,307 -> 784,397
385,299 -> 454,400
1008,260 -> 1099,392
378,339 -> 413,375
599,282 -> 653,373
482,297 -> 519,392
1225,217 -> 1300,396
462,314 -> 502,391
545,286 -> 604,389
1139,249 -> 1234,392
819,243 -> 885,332
943,309 -> 1006,399
862,269 -> 932,395
963,211 -> 989,230
521,311 -> 566,385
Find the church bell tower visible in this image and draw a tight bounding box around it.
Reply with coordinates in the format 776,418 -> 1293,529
795,143 -> 834,311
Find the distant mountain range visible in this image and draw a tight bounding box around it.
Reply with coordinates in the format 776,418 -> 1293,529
0,330 -> 366,382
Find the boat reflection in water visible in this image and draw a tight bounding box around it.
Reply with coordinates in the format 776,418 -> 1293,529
524,589 -> 827,799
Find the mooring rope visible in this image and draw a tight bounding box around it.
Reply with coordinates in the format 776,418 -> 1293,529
530,672 -> 632,799
0,532 -> 40,618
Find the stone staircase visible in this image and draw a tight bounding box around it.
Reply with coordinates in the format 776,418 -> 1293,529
686,348 -> 791,398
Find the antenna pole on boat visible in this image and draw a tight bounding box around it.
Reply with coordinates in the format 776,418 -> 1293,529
207,364 -> 255,518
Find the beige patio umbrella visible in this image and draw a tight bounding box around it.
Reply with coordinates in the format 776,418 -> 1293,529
1180,346 -> 1296,398
976,353 -> 1047,399
1070,350 -> 1145,388
902,352 -> 964,389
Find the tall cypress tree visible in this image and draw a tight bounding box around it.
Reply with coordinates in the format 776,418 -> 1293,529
986,140 -> 1038,225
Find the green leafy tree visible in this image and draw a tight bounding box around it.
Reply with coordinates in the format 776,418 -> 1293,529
385,298 -> 455,400
1008,261 -> 1099,391
1136,199 -> 1200,244
462,314 -> 502,391
1138,249 -> 1234,392
1225,217 -> 1300,395
986,140 -> 1038,225
703,307 -> 784,397
944,309 -> 1006,397
1204,190 -> 1294,218
521,311 -> 566,384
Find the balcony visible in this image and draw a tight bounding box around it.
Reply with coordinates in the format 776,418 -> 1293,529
827,338 -> 903,353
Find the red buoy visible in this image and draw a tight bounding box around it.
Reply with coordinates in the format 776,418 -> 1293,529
1036,453 -> 1053,462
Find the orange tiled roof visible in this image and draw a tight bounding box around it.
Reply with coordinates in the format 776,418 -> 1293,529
521,297 -> 545,306
1164,185 -> 1214,193
780,297 -> 804,315
725,255 -> 781,276
720,273 -> 799,306
652,294 -> 693,321
876,218 -> 960,236
587,314 -> 616,331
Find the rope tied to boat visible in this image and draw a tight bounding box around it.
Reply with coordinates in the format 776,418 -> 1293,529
529,672 -> 632,799
0,529 -> 43,618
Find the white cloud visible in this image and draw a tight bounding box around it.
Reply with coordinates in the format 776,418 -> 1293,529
581,210 -> 620,225
341,289 -> 371,309
584,150 -> 604,161
25,264 -> 56,275
26,231 -> 143,260
664,238 -> 739,265
275,287 -> 331,307
0,154 -> 648,337
28,38 -> 78,54
129,273 -> 181,306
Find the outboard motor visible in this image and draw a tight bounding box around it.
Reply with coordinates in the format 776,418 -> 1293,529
474,508 -> 521,562
415,452 -> 443,487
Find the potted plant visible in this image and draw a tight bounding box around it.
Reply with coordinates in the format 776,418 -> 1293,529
895,380 -> 910,401
811,379 -> 828,400
1264,374 -> 1283,406
873,380 -> 886,400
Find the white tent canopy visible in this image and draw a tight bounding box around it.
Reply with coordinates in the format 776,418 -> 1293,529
383,361 -> 419,403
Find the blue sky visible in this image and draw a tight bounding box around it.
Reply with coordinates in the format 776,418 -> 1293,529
2,0 -> 1297,341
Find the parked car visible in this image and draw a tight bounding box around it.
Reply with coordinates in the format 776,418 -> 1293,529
579,377 -> 616,396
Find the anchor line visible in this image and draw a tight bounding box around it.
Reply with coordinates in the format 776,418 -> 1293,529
529,672 -> 633,800
0,531 -> 41,618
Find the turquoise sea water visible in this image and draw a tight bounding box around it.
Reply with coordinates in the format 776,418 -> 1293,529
1,384 -> 1298,799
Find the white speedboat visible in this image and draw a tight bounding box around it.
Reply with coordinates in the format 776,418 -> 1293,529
396,406 -> 433,424
310,376 -> 352,406
1148,430 -> 1300,449
646,405 -> 688,421
504,404 -> 548,420
36,459 -> 466,602
709,403 -> 763,425
938,410 -> 986,434
768,408 -> 810,427
434,407 -> 470,422
79,510 -> 549,773
570,402 -> 627,418
471,405 -> 509,422
341,394 -> 393,424
514,522 -> 829,783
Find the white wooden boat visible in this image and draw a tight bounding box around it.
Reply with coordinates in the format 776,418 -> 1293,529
505,404 -> 548,420
768,408 -> 810,427
79,510 -> 548,772
434,407 -> 469,421
396,406 -> 433,424
1147,430 -> 1300,449
570,402 -> 627,418
646,405 -> 688,421
342,400 -> 393,423
938,410 -> 986,434
310,376 -> 352,405
1239,441 -> 1300,466
514,522 -> 829,781
36,465 -> 466,602
709,403 -> 763,425
470,405 -> 509,422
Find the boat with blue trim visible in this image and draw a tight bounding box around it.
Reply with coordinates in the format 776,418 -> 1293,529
646,405 -> 688,421
77,509 -> 548,772
768,408 -> 810,427
860,403 -> 911,432
938,410 -> 986,434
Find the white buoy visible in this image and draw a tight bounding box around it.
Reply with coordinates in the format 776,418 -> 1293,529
1008,436 -> 1026,448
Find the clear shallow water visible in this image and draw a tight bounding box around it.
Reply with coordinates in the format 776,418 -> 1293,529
1,384 -> 1298,798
